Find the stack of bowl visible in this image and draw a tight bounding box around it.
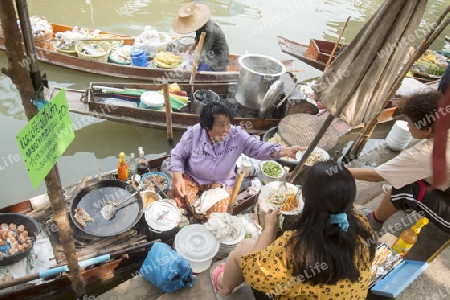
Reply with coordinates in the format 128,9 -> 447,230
139,91 -> 164,110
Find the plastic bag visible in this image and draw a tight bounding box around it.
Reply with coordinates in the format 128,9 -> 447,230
139,242 -> 194,292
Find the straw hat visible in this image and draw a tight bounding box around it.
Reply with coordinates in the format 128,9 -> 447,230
172,3 -> 211,34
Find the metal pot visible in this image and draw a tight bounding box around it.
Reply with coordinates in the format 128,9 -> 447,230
174,36 -> 196,53
144,199 -> 180,241
69,180 -> 143,237
235,54 -> 286,109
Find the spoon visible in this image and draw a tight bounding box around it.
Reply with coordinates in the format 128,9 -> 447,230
100,183 -> 150,220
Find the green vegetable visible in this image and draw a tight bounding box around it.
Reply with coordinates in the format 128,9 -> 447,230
262,161 -> 282,177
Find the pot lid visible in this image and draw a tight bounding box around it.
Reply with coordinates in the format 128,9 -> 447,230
175,224 -> 219,262
145,200 -> 180,231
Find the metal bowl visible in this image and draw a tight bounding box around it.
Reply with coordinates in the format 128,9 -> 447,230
0,213 -> 41,266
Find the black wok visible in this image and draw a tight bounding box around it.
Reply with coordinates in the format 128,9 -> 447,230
0,213 -> 41,266
69,180 -> 143,237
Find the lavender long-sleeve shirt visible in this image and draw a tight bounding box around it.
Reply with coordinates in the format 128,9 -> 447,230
170,124 -> 282,187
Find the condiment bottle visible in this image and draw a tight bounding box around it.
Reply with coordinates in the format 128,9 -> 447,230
128,152 -> 136,179
392,217 -> 429,257
117,152 -> 128,181
137,147 -> 148,175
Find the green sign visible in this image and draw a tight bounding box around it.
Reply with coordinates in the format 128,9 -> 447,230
16,89 -> 75,189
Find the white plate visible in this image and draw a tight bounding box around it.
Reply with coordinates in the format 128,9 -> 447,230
295,147 -> 330,166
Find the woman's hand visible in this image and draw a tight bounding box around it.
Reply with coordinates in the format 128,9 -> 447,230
264,209 -> 280,232
280,146 -> 306,159
172,172 -> 186,197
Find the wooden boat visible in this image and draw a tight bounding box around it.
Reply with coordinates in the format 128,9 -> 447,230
0,154 -> 259,299
0,23 -> 295,83
277,36 -> 342,71
51,79 -> 403,138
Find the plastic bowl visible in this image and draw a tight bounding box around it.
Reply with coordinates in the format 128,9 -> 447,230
259,160 -> 284,184
140,171 -> 171,192
139,91 -> 164,110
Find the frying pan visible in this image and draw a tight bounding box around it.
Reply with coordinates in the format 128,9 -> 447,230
69,180 -> 144,237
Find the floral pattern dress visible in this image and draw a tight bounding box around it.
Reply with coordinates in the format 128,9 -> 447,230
240,216 -> 372,299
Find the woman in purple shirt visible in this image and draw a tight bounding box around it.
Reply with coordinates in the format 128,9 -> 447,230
168,102 -> 302,219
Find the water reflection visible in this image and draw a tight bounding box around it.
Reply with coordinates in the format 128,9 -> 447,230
0,76 -> 27,120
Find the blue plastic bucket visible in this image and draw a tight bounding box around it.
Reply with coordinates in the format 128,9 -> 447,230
130,49 -> 147,67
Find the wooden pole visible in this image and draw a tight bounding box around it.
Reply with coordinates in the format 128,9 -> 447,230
228,169 -> 245,214
162,84 -> 174,147
1,0 -> 85,297
343,8 -> 450,162
189,32 -> 206,113
325,16 -> 350,70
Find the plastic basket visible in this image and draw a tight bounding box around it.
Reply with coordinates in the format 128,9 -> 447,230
56,46 -> 78,57
76,41 -> 111,63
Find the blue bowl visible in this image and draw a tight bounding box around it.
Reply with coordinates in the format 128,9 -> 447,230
140,172 -> 171,192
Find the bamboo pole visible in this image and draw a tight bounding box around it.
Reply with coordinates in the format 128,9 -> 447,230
162,84 -> 174,146
287,17 -> 351,183
343,7 -> 450,162
1,0 -> 85,297
325,16 -> 351,70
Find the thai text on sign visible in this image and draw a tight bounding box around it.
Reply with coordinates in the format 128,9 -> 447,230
16,89 -> 74,188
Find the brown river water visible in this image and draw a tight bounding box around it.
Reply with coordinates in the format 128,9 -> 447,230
0,0 -> 449,206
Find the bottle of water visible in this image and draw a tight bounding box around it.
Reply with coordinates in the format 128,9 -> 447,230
128,152 -> 136,179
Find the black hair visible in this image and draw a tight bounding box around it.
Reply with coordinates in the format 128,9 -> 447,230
287,160 -> 376,285
199,101 -> 234,130
401,90 -> 442,131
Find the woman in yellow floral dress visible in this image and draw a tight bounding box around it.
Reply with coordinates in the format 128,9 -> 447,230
211,161 -> 376,299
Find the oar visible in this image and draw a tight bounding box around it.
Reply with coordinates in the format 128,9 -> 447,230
162,84 -> 174,147
189,32 -> 206,113
47,37 -> 136,42
0,240 -> 158,289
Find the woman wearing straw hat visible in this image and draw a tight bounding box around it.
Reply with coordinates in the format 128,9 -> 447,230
172,3 -> 230,72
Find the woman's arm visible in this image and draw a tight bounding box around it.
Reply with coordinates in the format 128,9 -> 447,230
348,168 -> 385,182
252,209 -> 279,251
271,146 -> 305,160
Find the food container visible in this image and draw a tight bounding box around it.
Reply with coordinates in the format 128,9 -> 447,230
0,213 -> 41,266
295,147 -> 330,166
145,200 -> 180,241
140,190 -> 162,210
235,54 -> 286,109
192,89 -> 220,114
174,36 -> 196,53
259,160 -> 284,184
215,220 -> 246,259
139,91 -> 164,110
140,171 -> 170,192
255,181 -> 303,230
174,224 -> 219,273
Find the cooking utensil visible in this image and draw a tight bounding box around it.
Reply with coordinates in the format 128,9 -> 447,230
148,176 -> 169,199
69,180 -> 144,237
101,183 -> 150,220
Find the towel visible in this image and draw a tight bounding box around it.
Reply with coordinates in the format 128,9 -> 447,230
193,187 -> 229,214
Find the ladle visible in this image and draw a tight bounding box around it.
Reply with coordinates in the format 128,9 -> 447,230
100,183 -> 150,220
